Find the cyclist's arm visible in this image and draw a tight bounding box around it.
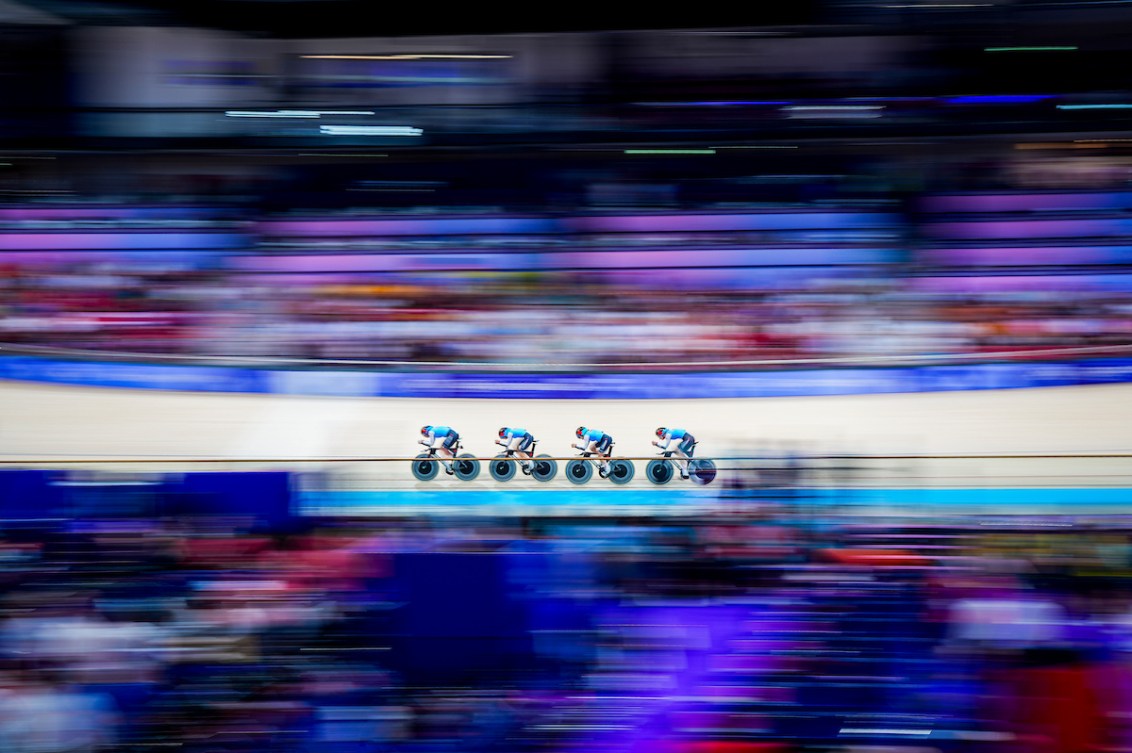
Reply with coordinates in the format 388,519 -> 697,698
576,439 -> 598,454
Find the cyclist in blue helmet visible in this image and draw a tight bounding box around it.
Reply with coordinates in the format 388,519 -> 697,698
573,426 -> 614,478
653,426 -> 696,480
420,425 -> 460,475
498,426 -> 536,475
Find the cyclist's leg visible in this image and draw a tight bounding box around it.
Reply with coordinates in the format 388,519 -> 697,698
508,435 -> 531,472
517,435 -> 534,464
597,437 -> 612,473
436,434 -> 457,470
671,448 -> 690,476
430,440 -> 454,472
659,438 -> 686,474
673,435 -> 695,476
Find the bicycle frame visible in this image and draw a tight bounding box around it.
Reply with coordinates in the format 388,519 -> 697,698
657,440 -> 698,473
420,439 -> 461,471
495,440 -> 534,468
575,449 -> 613,473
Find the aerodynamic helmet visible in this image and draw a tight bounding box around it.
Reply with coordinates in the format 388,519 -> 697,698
656,427 -> 667,439
576,426 -> 586,439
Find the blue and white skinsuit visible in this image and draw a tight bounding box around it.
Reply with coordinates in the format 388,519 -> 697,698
423,425 -> 460,472
657,428 -> 695,478
576,428 -> 614,473
501,427 -> 535,470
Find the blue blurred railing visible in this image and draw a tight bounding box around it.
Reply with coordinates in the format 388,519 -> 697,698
4,342 -> 1132,398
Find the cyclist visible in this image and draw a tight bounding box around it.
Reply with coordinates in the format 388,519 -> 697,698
573,426 -> 614,478
497,427 -> 536,475
653,427 -> 696,480
420,425 -> 460,475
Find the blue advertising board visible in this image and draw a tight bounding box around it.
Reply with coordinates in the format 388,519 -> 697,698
3,354 -> 1132,399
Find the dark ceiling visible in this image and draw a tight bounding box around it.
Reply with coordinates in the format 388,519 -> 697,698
15,0 -> 824,37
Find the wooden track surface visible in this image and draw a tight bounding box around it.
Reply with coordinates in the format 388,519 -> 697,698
1,379 -> 1130,490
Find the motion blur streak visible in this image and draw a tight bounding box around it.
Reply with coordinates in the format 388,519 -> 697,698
2,1 -> 1132,752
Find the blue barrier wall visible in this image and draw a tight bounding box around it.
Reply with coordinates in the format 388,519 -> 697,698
3,354 -> 1132,398
0,469 -> 296,529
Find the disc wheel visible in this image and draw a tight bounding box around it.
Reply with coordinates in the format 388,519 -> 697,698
454,452 -> 481,481
689,458 -> 717,486
646,458 -> 673,485
607,459 -> 635,485
489,454 -> 517,482
412,453 -> 439,481
531,454 -> 557,482
565,459 -> 593,485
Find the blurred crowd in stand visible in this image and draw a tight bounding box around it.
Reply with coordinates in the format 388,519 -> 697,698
0,480 -> 1130,752
5,152 -> 1132,366
6,267 -> 1132,364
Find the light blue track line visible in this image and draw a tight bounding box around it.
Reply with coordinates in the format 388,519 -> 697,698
300,487 -> 703,512
298,487 -> 1132,514
838,487 -> 1132,507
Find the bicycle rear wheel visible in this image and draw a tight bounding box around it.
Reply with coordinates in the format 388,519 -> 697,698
454,453 -> 481,481
531,454 -> 557,482
607,459 -> 634,485
689,458 -> 717,486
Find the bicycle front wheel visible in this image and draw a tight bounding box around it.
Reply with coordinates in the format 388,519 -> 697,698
412,453 -> 439,481
565,459 -> 593,485
489,454 -> 517,482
